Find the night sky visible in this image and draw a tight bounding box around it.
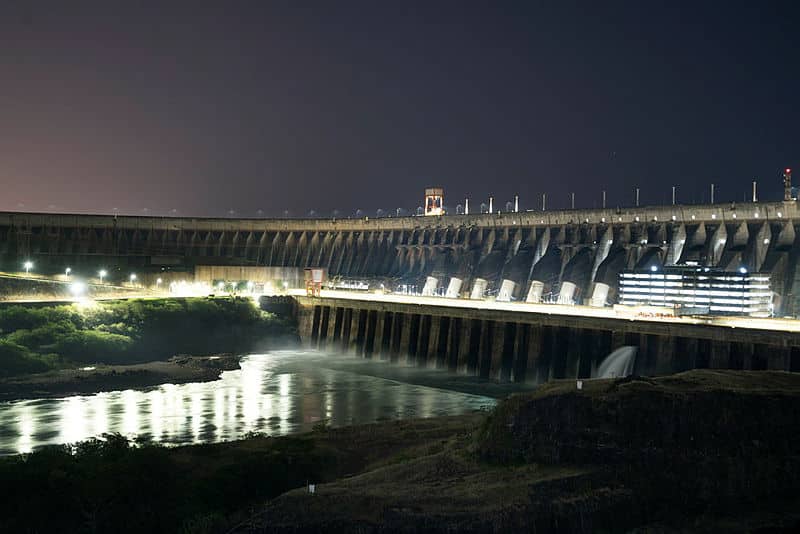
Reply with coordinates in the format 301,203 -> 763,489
1,2 -> 798,217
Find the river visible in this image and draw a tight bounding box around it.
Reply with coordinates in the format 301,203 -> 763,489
0,350 -> 509,455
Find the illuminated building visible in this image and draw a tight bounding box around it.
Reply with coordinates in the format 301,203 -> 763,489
618,266 -> 773,317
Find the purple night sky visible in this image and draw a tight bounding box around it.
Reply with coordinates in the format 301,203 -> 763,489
1,2 -> 798,217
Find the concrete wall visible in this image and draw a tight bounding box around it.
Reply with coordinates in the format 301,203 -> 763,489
194,266 -> 302,286
3,199 -> 800,314
295,296 -> 800,382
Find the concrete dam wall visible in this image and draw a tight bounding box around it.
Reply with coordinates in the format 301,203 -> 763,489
4,199 -> 800,314
294,296 -> 800,383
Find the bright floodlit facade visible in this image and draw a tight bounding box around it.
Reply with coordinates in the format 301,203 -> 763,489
618,266 -> 773,317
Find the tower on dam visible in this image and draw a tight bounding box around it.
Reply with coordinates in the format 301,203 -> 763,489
785,168 -> 794,201
2,179 -> 800,316
424,187 -> 444,216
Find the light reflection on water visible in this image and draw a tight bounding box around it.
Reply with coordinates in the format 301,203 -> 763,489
0,351 -> 495,455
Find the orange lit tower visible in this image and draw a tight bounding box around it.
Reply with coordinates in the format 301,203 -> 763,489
424,187 -> 444,216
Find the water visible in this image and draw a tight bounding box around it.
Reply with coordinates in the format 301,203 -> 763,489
0,351 -> 497,456
594,346 -> 638,379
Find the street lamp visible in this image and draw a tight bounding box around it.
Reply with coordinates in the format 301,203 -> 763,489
23,261 -> 33,275
156,278 -> 163,289
70,281 -> 85,297
99,269 -> 107,284
129,273 -> 137,285
65,267 -> 72,279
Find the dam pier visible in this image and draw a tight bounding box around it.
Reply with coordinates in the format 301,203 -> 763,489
292,292 -> 800,383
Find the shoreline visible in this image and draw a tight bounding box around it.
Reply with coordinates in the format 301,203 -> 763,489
2,370 -> 796,533
0,354 -> 240,402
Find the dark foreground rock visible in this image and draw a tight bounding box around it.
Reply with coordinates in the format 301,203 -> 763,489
241,370 -> 800,533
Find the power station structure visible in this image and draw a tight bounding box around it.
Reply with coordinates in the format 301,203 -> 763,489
3,179 -> 800,316
618,266 -> 773,316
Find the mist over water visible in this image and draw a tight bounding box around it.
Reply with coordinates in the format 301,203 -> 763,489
0,351 -> 499,455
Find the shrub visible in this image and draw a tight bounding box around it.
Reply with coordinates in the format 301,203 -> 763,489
0,306 -> 83,334
5,320 -> 77,351
0,340 -> 51,377
52,330 -> 134,364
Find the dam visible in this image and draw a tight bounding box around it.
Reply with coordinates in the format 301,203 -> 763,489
3,196 -> 800,315
291,292 -> 800,383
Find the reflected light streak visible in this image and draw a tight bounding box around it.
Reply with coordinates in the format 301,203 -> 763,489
121,390 -> 139,437
60,397 -> 87,445
149,389 -> 164,442
91,393 -> 109,437
17,406 -> 35,454
0,352 -> 496,455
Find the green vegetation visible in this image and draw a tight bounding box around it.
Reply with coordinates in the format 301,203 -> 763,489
0,298 -> 297,377
0,415 -> 479,533
0,433 -> 334,534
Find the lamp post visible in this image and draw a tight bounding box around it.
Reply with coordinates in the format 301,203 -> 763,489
65,267 -> 72,279
129,273 -> 137,286
23,261 -> 33,275
99,269 -> 107,284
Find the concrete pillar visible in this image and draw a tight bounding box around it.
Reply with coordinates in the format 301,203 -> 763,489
434,316 -> 451,369
524,325 -> 543,383
417,315 -> 433,366
564,328 -> 581,379
470,278 -> 488,299
447,317 -> 462,371
497,322 -> 516,381
489,321 -> 505,379
310,305 -> 322,346
557,281 -> 577,304
496,279 -> 516,302
665,224 -> 686,265
331,307 -> 344,349
426,316 -> 441,367
445,277 -> 463,298
353,309 -> 368,356
768,345 -> 791,370
654,335 -> 676,375
340,308 -> 353,353
371,310 -> 385,359
736,342 -> 754,370
458,319 -> 481,374
318,306 -> 331,349
295,304 -> 315,346
511,323 -> 528,382
378,312 -> 393,360
389,312 -> 404,362
399,313 -> 416,364
363,310 -> 378,358
479,320 -> 496,378
590,282 -> 610,307
526,281 -> 544,303
673,337 -> 697,372
709,340 -> 731,369
421,276 -> 438,296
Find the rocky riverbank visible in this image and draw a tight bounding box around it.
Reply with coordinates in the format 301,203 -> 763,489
0,354 -> 240,400
1,370 -> 798,533
242,370 -> 800,533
